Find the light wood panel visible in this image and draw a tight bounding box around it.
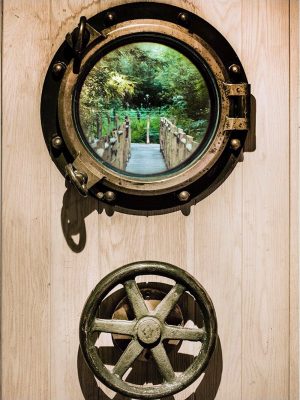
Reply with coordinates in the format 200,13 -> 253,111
241,1 -> 291,398
193,1 -> 243,398
1,1 -> 51,399
1,0 -> 298,399
289,1 -> 299,399
0,0 -> 2,396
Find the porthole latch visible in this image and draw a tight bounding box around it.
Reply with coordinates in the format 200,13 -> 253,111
65,164 -> 88,197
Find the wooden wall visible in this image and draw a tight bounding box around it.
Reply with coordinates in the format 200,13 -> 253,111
1,0 -> 298,399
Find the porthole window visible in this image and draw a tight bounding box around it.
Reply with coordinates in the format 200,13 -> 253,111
77,40 -> 212,176
41,2 -> 254,215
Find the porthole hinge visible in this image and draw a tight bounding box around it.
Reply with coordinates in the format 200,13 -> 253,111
225,117 -> 249,130
223,82 -> 250,132
223,82 -> 249,97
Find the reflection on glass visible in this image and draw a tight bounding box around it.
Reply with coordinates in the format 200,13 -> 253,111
79,42 -> 211,175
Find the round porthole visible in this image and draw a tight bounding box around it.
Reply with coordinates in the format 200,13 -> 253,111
41,2 -> 253,215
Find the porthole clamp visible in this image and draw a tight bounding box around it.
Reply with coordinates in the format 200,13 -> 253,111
65,163 -> 89,197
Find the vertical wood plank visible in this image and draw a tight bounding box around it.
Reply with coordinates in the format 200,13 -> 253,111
0,0 -> 3,395
289,1 -> 299,399
193,1 -> 243,399
1,1 -> 51,399
241,1 -> 290,399
1,0 -> 297,399
49,2 -> 102,399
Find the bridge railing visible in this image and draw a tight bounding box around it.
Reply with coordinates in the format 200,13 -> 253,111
160,117 -> 199,169
89,122 -> 131,170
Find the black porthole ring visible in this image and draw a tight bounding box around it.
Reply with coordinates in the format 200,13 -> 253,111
41,2 -> 252,215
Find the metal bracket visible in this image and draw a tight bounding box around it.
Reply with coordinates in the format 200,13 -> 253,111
225,117 -> 249,130
224,82 -> 250,132
223,82 -> 249,97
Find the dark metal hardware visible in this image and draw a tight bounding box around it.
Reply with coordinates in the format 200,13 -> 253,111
80,261 -> 217,399
229,64 -> 241,74
51,135 -> 63,150
52,61 -> 66,78
223,82 -> 249,97
41,2 -> 254,215
66,16 -> 90,72
178,12 -> 190,26
225,117 -> 249,131
105,11 -> 116,23
65,164 -> 88,197
178,191 -> 190,202
230,138 -> 241,151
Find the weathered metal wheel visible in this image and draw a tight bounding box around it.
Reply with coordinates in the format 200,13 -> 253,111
80,261 -> 217,399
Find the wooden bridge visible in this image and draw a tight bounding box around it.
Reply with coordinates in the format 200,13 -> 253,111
159,117 -> 199,169
125,143 -> 167,174
90,123 -> 131,170
88,117 -> 199,175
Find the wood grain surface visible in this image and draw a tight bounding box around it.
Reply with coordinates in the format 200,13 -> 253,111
1,1 -> 298,399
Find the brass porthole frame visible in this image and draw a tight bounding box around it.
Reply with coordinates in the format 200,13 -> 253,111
59,20 -> 230,194
41,2 -> 253,215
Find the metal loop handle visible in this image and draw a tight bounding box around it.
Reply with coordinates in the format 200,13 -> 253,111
65,164 -> 88,197
74,16 -> 87,57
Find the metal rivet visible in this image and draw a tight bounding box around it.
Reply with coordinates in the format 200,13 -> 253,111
178,12 -> 189,23
230,138 -> 241,151
51,135 -> 63,149
105,191 -> 116,202
96,192 -> 104,200
229,64 -> 241,74
178,191 -> 190,202
106,12 -> 116,22
52,62 -> 66,78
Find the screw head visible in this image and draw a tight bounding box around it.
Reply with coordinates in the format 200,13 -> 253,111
52,62 -> 66,78
106,12 -> 116,22
51,135 -> 63,149
178,12 -> 189,23
105,191 -> 116,202
178,191 -> 190,202
229,64 -> 241,74
230,138 -> 241,151
96,192 -> 104,200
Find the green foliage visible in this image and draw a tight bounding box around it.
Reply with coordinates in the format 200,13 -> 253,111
79,42 -> 210,143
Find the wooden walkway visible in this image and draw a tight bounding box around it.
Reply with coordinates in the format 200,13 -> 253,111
125,143 -> 167,174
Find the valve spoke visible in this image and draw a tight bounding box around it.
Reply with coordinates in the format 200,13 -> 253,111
113,339 -> 144,378
164,325 -> 205,341
92,318 -> 136,336
151,343 -> 175,382
124,280 -> 149,319
154,283 -> 186,321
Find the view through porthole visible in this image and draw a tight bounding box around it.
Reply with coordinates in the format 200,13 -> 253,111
78,42 -> 211,176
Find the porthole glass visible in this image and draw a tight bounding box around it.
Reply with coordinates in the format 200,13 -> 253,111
78,42 -> 211,176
